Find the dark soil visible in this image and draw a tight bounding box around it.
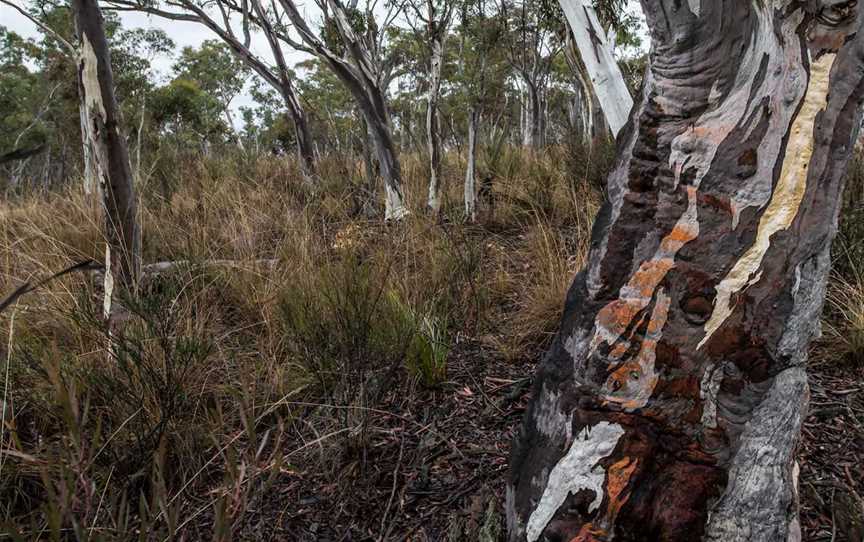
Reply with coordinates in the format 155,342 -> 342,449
211,339 -> 863,541
800,358 -> 864,542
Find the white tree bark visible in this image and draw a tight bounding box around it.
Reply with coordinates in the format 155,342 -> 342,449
426,33 -> 445,213
559,0 -> 633,138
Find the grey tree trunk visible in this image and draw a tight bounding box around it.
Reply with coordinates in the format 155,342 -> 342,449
464,108 -> 479,222
508,2 -> 864,541
251,0 -> 316,179
426,32 -> 445,213
522,81 -> 543,148
279,0 -> 409,219
284,85 -> 316,180
73,0 -> 140,321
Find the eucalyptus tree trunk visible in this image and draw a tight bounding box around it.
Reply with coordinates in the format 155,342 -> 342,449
426,31 -> 445,213
73,0 -> 140,321
279,0 -> 409,220
508,2 -> 864,541
250,0 -> 316,179
286,93 -> 316,180
464,108 -> 479,222
559,0 -> 632,138
522,81 -> 543,148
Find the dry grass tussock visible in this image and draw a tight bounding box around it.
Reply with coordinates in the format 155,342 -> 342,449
0,144 -> 605,539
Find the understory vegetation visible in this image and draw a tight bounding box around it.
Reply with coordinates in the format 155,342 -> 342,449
0,144 -> 606,540
0,144 -> 862,540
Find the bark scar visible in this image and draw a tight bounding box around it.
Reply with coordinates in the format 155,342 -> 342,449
698,52 -> 836,349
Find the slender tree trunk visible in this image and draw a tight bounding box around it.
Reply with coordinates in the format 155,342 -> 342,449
361,117 -> 376,186
559,0 -> 633,138
367,111 -> 408,220
508,3 -> 864,541
523,81 -> 542,149
426,32 -> 445,213
73,0 -> 140,322
283,90 -> 316,180
464,107 -> 479,222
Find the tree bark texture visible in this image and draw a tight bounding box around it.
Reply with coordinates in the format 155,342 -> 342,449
559,0 -> 633,139
73,0 -> 140,320
508,2 -> 864,541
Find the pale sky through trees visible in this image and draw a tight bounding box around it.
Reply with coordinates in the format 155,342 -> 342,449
0,0 -> 646,123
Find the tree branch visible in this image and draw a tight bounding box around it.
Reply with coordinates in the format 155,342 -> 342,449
0,0 -> 75,54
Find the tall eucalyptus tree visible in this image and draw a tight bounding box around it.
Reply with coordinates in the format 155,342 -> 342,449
405,0 -> 457,213
278,0 -> 410,219
73,0 -> 140,323
508,1 -> 864,540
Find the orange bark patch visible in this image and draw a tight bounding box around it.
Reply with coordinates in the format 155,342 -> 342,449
591,186 -> 698,353
605,456 -> 639,520
568,524 -> 608,542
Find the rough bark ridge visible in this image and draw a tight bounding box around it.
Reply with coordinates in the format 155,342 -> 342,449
73,0 -> 140,319
508,1 -> 864,541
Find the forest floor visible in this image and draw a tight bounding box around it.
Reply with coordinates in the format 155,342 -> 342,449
800,356 -> 864,542
220,346 -> 864,542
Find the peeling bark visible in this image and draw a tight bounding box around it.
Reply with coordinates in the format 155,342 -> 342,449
508,2 -> 864,541
73,0 -> 140,322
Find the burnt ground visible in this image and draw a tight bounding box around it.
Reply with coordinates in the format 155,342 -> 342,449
208,339 -> 863,541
